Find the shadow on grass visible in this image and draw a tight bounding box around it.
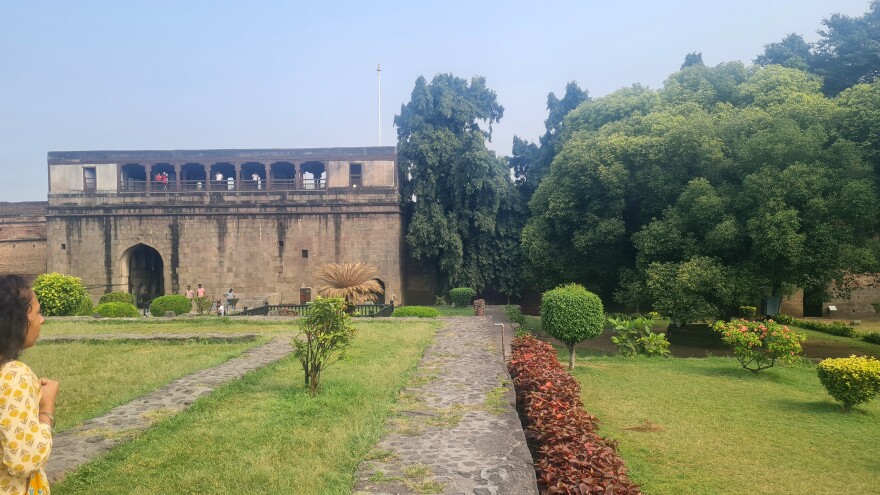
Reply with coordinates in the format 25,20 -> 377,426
771,397 -> 853,415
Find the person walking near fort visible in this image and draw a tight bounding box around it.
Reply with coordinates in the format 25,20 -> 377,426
196,284 -> 205,298
185,285 -> 194,300
0,275 -> 58,495
224,288 -> 237,313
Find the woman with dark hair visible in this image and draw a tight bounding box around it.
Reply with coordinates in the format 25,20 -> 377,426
0,275 -> 58,494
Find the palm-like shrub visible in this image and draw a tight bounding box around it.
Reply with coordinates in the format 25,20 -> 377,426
315,262 -> 384,304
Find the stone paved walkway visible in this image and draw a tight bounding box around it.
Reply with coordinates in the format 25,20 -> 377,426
353,316 -> 538,495
45,335 -> 293,482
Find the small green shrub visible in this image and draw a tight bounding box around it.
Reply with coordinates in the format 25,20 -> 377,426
872,302 -> 880,314
646,311 -> 662,320
75,295 -> 94,316
738,305 -> 757,319
608,317 -> 670,357
391,306 -> 440,318
193,296 -> 212,315
99,291 -> 135,305
817,355 -> 880,411
294,297 -> 356,395
434,295 -> 448,306
714,319 -> 806,372
32,273 -> 88,316
542,284 -> 604,369
449,288 -> 476,307
863,332 -> 880,345
504,305 -> 526,325
775,314 -> 855,338
93,302 -> 139,318
149,294 -> 192,316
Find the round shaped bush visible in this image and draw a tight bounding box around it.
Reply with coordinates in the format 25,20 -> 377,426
542,284 -> 604,368
99,291 -> 135,305
392,306 -> 440,318
76,295 -> 94,316
93,302 -> 139,318
817,355 -> 880,410
149,294 -> 192,316
32,273 -> 88,316
449,288 -> 476,307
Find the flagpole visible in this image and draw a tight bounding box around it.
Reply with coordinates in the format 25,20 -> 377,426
377,64 -> 382,146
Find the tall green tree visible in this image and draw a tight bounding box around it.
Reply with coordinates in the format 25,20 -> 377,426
754,33 -> 813,71
510,82 -> 589,199
396,74 -> 522,294
524,64 -> 879,313
813,0 -> 880,95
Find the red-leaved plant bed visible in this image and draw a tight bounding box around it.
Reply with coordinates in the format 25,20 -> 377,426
508,335 -> 641,494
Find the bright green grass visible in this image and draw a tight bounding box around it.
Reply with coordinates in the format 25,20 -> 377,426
434,306 -> 474,316
21,339 -> 264,431
567,355 -> 880,495
42,317 -> 297,336
51,321 -> 440,495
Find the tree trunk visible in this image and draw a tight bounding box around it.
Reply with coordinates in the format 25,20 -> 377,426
568,343 -> 576,370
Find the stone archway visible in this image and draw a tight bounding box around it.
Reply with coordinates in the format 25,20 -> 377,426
124,244 -> 164,299
374,278 -> 386,304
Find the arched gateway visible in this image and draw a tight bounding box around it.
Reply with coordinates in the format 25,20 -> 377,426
124,244 -> 164,298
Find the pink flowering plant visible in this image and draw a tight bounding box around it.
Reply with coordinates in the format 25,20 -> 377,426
713,319 -> 806,372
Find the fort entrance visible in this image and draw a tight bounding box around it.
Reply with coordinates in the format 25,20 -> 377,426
125,244 -> 164,297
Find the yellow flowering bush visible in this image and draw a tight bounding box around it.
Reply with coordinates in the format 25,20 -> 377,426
817,355 -> 880,411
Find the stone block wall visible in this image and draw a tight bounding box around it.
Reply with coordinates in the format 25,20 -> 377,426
0,202 -> 48,281
46,191 -> 403,305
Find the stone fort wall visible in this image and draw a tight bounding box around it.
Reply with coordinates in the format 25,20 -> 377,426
0,202 -> 48,282
47,192 -> 402,305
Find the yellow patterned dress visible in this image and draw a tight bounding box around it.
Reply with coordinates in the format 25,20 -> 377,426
0,361 -> 52,495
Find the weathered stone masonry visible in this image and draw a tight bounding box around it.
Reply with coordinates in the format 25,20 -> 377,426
46,147 -> 404,305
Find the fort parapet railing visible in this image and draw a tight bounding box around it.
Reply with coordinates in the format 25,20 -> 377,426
234,302 -> 394,317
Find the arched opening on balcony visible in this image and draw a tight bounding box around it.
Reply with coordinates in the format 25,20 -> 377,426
151,163 -> 176,191
241,162 -> 266,190
301,161 -> 326,190
181,163 -> 207,191
121,163 -> 147,192
270,162 -> 296,190
210,162 -> 236,190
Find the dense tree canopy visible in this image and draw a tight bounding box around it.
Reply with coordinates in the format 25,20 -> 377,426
755,1 -> 880,95
396,74 -> 523,294
523,64 -> 879,318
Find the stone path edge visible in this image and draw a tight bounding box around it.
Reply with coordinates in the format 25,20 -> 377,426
45,335 -> 293,483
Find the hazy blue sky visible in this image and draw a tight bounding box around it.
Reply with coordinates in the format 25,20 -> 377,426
0,1 -> 872,201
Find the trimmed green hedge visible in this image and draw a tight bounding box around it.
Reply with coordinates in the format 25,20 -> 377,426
542,284 -> 604,368
99,291 -> 136,305
775,314 -> 855,338
75,295 -> 94,316
392,306 -> 440,318
863,332 -> 880,345
817,355 -> 880,410
449,288 -> 476,307
32,273 -> 88,316
94,302 -> 140,318
149,295 -> 192,316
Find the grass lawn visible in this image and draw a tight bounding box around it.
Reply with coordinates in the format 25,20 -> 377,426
42,317 -> 297,336
52,320 -> 440,495
566,353 -> 880,495
22,339 -> 265,431
434,306 -> 474,316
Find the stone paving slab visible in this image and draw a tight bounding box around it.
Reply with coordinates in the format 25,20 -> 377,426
45,335 -> 293,482
353,316 -> 538,495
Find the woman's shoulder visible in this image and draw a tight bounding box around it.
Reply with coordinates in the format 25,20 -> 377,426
0,360 -> 37,382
